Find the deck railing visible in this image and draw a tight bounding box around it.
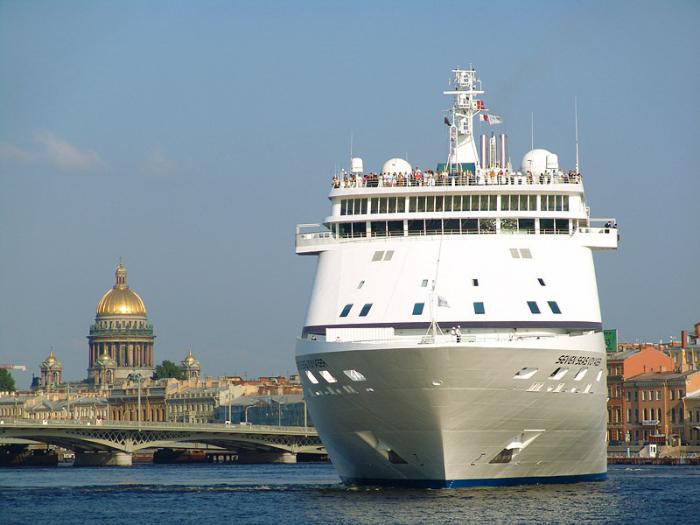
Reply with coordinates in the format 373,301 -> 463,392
332,172 -> 582,190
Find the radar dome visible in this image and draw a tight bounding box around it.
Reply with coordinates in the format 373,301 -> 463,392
381,158 -> 412,175
520,149 -> 559,177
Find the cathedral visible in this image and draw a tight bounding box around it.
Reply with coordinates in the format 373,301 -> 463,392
87,263 -> 155,385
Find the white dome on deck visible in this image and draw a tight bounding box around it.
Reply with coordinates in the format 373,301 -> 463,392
381,158 -> 412,175
520,149 -> 559,177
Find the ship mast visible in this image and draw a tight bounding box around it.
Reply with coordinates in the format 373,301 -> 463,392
443,68 -> 485,170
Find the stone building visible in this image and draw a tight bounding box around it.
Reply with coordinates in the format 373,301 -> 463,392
40,351 -> 63,389
181,348 -> 201,381
87,263 -> 155,385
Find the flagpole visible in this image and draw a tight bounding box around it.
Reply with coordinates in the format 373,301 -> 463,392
574,97 -> 580,173
530,112 -> 534,150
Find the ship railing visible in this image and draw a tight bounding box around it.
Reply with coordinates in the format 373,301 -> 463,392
331,172 -> 582,190
319,332 -> 560,346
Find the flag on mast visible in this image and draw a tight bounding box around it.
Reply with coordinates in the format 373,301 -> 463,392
480,114 -> 503,125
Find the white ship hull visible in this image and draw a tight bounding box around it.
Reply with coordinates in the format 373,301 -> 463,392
296,332 -> 607,487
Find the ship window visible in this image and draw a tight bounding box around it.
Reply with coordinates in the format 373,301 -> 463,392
387,221 -> 403,236
425,219 -> 442,234
319,370 -> 337,383
412,303 -> 425,315
407,219 -> 425,235
540,218 -> 555,234
343,369 -> 366,382
357,280 -> 365,289
514,367 -> 538,379
519,218 -> 536,234
371,221 -> 387,237
444,219 -> 460,233
472,278 -> 479,286
527,301 -> 541,314
574,368 -> 588,381
461,195 -> 471,211
473,302 -> 485,315
595,370 -> 603,382
548,301 -> 562,314
417,196 -> 426,212
339,304 -> 353,317
538,278 -> 546,286
520,248 -> 532,258
305,371 -> 319,384
359,303 -> 373,317
549,367 -> 568,380
383,250 -> 394,261
479,218 -> 496,233
510,248 -> 520,258
461,218 -> 478,233
421,279 -> 429,288
371,251 -> 384,261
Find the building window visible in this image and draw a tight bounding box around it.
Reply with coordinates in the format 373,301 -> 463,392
340,304 -> 353,318
359,303 -> 373,317
412,303 -> 425,315
656,390 -> 661,400
670,390 -> 675,400
538,278 -> 546,286
473,302 -> 485,315
641,391 -> 646,401
527,301 -> 541,314
547,301 -> 562,314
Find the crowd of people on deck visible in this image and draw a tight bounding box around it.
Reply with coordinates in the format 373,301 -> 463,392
331,167 -> 582,189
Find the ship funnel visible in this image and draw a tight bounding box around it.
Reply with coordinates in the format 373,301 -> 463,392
499,134 -> 507,169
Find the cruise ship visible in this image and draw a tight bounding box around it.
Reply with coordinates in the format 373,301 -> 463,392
294,68 -> 618,488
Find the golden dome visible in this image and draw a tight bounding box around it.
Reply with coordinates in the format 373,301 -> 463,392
96,263 -> 147,316
42,351 -> 62,369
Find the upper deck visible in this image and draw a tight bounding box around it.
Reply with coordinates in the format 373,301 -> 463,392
330,169 -> 582,195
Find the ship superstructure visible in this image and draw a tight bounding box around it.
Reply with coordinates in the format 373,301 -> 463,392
294,68 -> 618,487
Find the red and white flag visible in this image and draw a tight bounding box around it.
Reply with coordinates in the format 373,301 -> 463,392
480,114 -> 503,125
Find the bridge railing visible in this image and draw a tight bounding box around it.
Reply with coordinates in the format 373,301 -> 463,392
0,418 -> 316,435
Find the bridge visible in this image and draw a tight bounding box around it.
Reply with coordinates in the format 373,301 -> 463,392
0,419 -> 324,466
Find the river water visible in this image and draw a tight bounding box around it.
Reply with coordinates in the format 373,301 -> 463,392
0,463 -> 696,524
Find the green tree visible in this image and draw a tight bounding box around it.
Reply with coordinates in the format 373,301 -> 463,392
0,369 -> 16,392
152,360 -> 185,380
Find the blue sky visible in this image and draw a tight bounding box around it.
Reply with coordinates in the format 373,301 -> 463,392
1,0 -> 698,385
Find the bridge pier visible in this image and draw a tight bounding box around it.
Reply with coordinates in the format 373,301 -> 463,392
73,451 -> 132,467
236,451 -> 297,464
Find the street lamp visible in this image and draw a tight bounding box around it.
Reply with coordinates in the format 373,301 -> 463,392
127,372 -> 143,431
244,404 -> 254,424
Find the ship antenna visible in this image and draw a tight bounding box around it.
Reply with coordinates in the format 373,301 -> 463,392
574,97 -> 580,173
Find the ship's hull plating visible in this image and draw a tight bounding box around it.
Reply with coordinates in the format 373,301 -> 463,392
296,336 -> 607,487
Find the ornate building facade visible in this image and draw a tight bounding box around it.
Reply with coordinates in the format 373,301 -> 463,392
87,263 -> 155,384
181,348 -> 201,380
40,351 -> 63,388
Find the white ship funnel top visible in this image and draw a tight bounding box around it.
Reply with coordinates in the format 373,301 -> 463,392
521,149 -> 559,177
381,158 -> 412,175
